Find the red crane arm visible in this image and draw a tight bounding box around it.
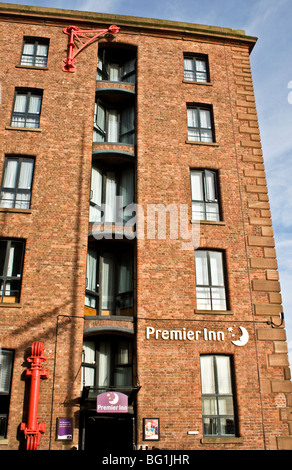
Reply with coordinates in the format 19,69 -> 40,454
62,24 -> 120,72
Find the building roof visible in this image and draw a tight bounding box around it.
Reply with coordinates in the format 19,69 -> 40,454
0,2 -> 257,51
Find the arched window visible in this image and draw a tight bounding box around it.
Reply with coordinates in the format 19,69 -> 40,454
97,46 -> 136,83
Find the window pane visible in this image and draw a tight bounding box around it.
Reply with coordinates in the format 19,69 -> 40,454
28,95 -> 41,114
196,287 -> 211,310
22,42 -> 35,56
86,249 -> 98,293
2,159 -> 18,189
98,341 -> 111,387
187,108 -> 198,127
0,241 -> 6,276
199,109 -> 211,128
104,172 -> 117,222
36,43 -> 48,57
0,350 -> 13,394
216,356 -> 232,394
83,341 -> 95,364
195,251 -> 209,285
191,171 -> 204,201
15,193 -> 31,210
196,59 -> 207,72
202,397 -> 217,415
108,110 -> 119,142
192,202 -> 205,220
116,341 -> 132,365
109,63 -> 119,81
205,171 -> 216,201
18,159 -> 34,189
209,251 -> 224,286
120,168 -> 134,209
14,94 -> 27,113
101,253 -> 115,311
218,397 -> 234,415
203,417 -> 217,436
206,203 -> 219,221
211,287 -> 226,310
121,107 -> 135,144
200,356 -> 215,393
117,254 -> 133,295
220,417 -> 235,435
9,242 -> 24,277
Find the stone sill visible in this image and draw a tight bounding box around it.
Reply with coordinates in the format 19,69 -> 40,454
191,219 -> 226,226
194,309 -> 234,315
0,439 -> 9,445
186,140 -> 219,147
201,437 -> 243,444
5,126 -> 41,132
0,208 -> 31,214
183,80 -> 213,86
0,303 -> 22,308
15,65 -> 48,71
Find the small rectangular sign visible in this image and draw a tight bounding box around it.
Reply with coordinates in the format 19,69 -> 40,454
97,392 -> 128,413
56,417 -> 73,440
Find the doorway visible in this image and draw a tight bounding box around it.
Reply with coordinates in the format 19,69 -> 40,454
81,413 -> 135,452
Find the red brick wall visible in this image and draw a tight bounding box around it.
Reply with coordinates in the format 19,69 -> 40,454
0,7 -> 291,451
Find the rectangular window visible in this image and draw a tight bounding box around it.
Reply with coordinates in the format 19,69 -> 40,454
85,246 -> 134,316
195,250 -> 227,310
0,349 -> 14,439
0,156 -> 34,209
0,239 -> 25,303
89,165 -> 134,224
81,336 -> 133,395
184,54 -> 209,82
187,105 -> 214,143
20,38 -> 49,67
200,355 -> 236,437
11,90 -> 42,128
93,101 -> 135,144
190,170 -> 220,221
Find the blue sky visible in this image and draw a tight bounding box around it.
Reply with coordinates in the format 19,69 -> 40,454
6,0 -> 292,361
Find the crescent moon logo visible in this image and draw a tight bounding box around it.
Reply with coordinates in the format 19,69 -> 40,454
108,393 -> 119,405
231,326 -> 249,347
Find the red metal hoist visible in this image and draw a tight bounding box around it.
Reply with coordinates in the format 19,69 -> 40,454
62,24 -> 120,72
20,342 -> 49,450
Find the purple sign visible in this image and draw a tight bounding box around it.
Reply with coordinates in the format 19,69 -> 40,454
97,392 -> 128,413
57,417 -> 73,440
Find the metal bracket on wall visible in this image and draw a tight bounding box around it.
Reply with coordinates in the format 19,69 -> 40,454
62,24 -> 120,72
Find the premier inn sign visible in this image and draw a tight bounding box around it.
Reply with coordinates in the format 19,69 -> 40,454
97,392 -> 128,413
145,325 -> 249,347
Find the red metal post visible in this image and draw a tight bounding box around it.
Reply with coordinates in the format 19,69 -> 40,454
20,342 -> 49,450
62,24 -> 120,72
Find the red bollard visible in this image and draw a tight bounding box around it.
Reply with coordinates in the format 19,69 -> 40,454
20,342 -> 49,450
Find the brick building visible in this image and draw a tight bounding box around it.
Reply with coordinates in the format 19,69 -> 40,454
0,3 -> 291,451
